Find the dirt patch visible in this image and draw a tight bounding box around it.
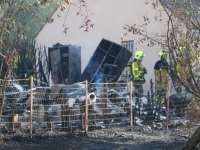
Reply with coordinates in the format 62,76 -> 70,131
0,125 -> 198,150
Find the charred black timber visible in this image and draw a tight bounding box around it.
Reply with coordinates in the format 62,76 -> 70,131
46,115 -> 52,132
78,39 -> 132,84
48,43 -> 81,85
146,91 -> 154,122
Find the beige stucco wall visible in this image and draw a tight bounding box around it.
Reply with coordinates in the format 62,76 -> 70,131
35,0 -> 170,93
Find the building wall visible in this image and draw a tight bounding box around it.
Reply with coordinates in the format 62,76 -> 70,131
35,0 -> 170,93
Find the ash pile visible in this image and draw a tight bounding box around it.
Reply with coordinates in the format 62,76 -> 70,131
37,82 -> 193,131
0,80 -> 193,135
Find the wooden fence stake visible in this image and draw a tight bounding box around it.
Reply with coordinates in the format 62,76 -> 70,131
30,76 -> 33,138
85,80 -> 88,135
130,81 -> 133,131
166,80 -> 170,129
103,77 -> 109,126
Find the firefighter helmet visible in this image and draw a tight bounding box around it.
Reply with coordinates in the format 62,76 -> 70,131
135,51 -> 145,60
159,50 -> 167,58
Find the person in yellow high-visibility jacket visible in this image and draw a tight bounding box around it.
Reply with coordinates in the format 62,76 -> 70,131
131,51 -> 147,97
154,50 -> 169,104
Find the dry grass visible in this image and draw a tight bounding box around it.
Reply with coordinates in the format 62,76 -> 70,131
188,106 -> 200,123
179,99 -> 200,129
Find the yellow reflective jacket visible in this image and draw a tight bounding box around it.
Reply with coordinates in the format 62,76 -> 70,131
131,60 -> 145,82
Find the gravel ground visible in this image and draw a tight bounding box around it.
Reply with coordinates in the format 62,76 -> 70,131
0,125 -> 197,150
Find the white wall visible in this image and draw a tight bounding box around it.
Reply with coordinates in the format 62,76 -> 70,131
35,0 -> 170,93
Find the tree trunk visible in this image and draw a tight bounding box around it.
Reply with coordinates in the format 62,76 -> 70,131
183,126 -> 200,150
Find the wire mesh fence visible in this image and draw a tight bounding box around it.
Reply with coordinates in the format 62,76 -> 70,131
87,82 -> 132,131
0,79 -> 31,138
0,77 -> 194,138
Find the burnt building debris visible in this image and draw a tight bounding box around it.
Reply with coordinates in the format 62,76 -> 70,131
0,39 -> 195,135
169,92 -> 193,117
48,39 -> 132,86
78,39 -> 132,84
48,43 -> 81,85
0,79 -> 194,134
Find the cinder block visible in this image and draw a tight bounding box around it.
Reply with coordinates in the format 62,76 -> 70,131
5,122 -> 21,128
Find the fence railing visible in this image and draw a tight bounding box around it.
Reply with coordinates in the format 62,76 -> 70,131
0,77 -> 193,138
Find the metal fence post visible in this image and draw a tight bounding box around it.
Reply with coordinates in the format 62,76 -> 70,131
85,80 -> 88,135
130,81 -> 133,130
166,80 -> 170,129
30,76 -> 33,138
